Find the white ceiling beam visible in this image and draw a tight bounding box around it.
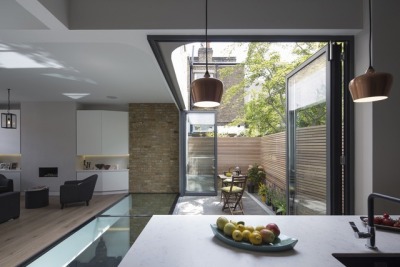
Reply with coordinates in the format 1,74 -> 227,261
16,0 -> 67,30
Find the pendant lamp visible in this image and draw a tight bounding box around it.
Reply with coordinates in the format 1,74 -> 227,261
349,0 -> 393,102
191,0 -> 223,108
1,89 -> 17,129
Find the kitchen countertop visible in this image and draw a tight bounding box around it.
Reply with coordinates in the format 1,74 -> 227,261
119,215 -> 400,267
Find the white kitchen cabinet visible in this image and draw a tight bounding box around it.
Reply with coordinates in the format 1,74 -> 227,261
77,110 -> 128,155
101,111 -> 129,155
102,171 -> 129,191
0,110 -> 20,154
77,170 -> 128,193
0,171 -> 21,191
77,111 -> 102,155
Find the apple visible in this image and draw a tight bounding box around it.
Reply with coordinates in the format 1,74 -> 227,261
373,216 -> 383,225
393,220 -> 400,228
259,229 -> 275,244
265,223 -> 280,237
382,218 -> 395,227
255,225 -> 266,231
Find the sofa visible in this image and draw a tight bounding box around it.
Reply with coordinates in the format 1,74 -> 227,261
0,174 -> 20,223
0,191 -> 20,223
0,174 -> 14,193
60,174 -> 98,209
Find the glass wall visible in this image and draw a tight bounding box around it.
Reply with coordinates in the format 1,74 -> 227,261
287,48 -> 328,215
184,112 -> 217,195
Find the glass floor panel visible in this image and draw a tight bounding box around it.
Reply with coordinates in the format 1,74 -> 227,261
24,193 -> 178,267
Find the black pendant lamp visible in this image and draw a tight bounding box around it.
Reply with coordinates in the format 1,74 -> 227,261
1,89 -> 17,129
349,0 -> 393,102
191,0 -> 223,108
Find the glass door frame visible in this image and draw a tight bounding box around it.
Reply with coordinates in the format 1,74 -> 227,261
286,42 -> 350,215
180,110 -> 218,196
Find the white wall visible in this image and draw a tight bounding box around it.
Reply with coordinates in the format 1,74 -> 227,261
20,102 -> 77,194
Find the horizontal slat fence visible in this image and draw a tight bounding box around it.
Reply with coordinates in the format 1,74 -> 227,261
189,126 -> 327,214
261,132 -> 286,192
217,137 -> 261,174
295,125 -> 326,214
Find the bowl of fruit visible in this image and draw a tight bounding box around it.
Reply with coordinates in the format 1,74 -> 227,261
360,212 -> 400,232
211,216 -> 298,252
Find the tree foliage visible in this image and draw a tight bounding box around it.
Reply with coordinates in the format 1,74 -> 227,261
220,42 -> 326,137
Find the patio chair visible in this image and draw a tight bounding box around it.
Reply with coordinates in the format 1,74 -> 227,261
221,175 -> 247,215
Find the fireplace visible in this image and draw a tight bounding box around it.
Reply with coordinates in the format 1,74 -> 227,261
39,167 -> 58,177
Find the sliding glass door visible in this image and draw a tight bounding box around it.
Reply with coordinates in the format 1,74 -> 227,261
286,43 -> 344,215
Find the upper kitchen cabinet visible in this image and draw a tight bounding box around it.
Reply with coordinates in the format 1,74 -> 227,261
77,110 -> 128,155
0,110 -> 20,154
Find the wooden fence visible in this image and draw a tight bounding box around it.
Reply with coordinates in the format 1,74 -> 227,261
189,126 -> 326,212
261,132 -> 286,191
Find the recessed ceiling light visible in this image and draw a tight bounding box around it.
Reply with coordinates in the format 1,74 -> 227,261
107,96 -> 117,99
62,93 -> 90,99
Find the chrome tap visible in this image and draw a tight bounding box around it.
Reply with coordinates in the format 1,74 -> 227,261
350,193 -> 400,249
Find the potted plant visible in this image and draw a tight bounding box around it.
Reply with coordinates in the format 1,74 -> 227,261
274,190 -> 287,215
246,163 -> 266,193
276,199 -> 287,215
257,183 -> 268,203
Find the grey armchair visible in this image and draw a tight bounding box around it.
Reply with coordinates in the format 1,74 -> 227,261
60,174 -> 98,209
0,174 -> 14,193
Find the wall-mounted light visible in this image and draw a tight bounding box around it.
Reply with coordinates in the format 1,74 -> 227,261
1,89 -> 17,129
191,0 -> 223,108
349,0 -> 393,102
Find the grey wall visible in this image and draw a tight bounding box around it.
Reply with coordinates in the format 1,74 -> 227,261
21,102 -> 77,194
354,0 -> 400,214
372,0 -> 400,214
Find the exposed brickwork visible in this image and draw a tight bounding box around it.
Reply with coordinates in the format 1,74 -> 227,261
129,104 -> 179,193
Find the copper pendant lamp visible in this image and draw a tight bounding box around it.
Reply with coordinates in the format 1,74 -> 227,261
349,0 -> 393,102
191,0 -> 223,108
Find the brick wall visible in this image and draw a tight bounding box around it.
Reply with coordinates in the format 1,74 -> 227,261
129,104 -> 179,193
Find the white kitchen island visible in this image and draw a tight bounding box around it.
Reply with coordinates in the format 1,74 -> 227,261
119,215 -> 400,267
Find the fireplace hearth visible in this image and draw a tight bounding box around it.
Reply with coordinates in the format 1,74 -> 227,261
39,167 -> 58,177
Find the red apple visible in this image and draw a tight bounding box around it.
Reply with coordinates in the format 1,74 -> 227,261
259,229 -> 275,244
265,223 -> 280,237
382,218 -> 395,226
374,216 -> 383,225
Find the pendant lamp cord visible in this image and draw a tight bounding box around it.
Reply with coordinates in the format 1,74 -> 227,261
205,0 -> 209,76
368,0 -> 372,68
7,88 -> 11,113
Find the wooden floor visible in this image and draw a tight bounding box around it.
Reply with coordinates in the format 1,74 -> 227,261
0,193 -> 126,267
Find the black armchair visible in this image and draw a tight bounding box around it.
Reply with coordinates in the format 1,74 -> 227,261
60,174 -> 98,209
0,174 -> 14,193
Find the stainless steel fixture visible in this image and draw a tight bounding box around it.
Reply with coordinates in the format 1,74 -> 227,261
349,193 -> 400,249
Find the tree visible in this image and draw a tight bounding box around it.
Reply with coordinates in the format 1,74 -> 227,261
219,42 -> 325,136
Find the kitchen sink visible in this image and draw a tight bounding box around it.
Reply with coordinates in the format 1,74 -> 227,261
332,253 -> 400,267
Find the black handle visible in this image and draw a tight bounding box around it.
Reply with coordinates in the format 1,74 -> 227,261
349,221 -> 359,233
